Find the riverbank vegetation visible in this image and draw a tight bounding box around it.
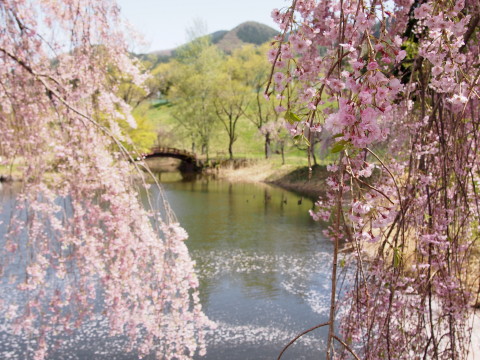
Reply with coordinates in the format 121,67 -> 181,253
119,23 -> 338,165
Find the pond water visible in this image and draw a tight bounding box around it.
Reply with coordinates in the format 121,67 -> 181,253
0,176 -> 334,359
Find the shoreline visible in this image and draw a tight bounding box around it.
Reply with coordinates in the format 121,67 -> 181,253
1,158 -> 328,200
0,175 -> 21,183
210,160 -> 328,200
2,159 -> 479,356
143,156 -> 328,199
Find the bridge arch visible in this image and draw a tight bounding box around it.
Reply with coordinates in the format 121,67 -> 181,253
143,147 -> 201,172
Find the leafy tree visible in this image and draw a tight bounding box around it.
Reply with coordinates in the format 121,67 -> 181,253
168,38 -> 223,159
114,59 -> 157,109
151,61 -> 175,98
121,112 -> 157,152
232,44 -> 284,158
213,55 -> 251,159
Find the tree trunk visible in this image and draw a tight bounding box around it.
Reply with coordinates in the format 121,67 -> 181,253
202,142 -> 209,161
312,141 -> 318,166
265,133 -> 271,159
228,138 -> 233,160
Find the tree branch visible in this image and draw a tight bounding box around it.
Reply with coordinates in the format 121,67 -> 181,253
277,322 -> 330,360
333,335 -> 361,360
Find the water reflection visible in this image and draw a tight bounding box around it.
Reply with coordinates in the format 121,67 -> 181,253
156,177 -> 332,359
0,177 -> 332,360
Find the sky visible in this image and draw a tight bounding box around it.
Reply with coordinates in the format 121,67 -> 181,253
116,0 -> 290,53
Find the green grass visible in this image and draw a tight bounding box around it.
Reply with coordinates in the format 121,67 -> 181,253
139,102 -> 271,158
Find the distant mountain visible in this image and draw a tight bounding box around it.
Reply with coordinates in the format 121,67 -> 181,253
210,30 -> 229,44
137,21 -> 279,64
212,21 -> 279,53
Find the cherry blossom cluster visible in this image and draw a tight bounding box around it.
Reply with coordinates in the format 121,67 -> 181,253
0,1 -> 213,359
270,0 -> 479,358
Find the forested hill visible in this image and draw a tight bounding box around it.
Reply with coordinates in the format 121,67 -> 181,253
212,21 -> 279,52
139,21 -> 279,64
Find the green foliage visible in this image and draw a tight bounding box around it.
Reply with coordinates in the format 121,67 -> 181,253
166,39 -> 225,159
393,247 -> 402,268
235,22 -> 280,45
285,111 -> 301,124
213,54 -> 252,158
129,39 -> 332,162
331,140 -> 349,153
125,114 -> 157,153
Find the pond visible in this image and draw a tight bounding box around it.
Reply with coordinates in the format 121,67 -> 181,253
0,176 -> 334,359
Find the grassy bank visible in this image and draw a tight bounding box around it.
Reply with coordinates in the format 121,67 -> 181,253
212,157 -> 328,200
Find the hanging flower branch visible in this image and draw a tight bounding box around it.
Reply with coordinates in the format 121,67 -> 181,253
0,1 -> 213,359
269,0 -> 479,358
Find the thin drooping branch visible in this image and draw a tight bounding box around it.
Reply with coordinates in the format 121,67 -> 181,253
264,0 -> 298,96
277,322 -> 330,360
460,14 -> 480,53
333,335 -> 361,360
327,162 -> 344,359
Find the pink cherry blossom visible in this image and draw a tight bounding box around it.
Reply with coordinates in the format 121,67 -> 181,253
367,61 -> 379,70
268,0 -> 479,358
0,1 -> 213,359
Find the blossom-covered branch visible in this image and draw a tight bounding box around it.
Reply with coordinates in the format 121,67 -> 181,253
269,0 -> 479,358
0,1 -> 213,359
